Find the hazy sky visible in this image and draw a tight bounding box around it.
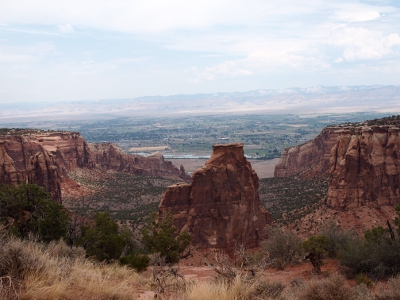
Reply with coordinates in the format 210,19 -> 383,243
1,0 -> 400,103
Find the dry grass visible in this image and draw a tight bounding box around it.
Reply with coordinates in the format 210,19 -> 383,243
185,275 -> 259,300
1,233 -> 398,300
0,235 -> 144,300
295,273 -> 355,300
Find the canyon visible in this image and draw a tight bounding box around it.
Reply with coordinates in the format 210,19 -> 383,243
274,116 -> 400,232
0,129 -> 188,203
276,119 -> 400,210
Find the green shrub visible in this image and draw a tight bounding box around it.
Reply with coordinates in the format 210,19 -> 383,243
141,211 -> 191,264
78,211 -> 126,262
320,222 -> 355,258
302,234 -> 330,274
120,254 -> 150,272
364,226 -> 389,243
262,226 -> 302,269
339,234 -> 400,280
0,183 -> 70,242
355,273 -> 373,288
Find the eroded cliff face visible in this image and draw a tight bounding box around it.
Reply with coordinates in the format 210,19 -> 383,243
274,127 -> 341,178
274,123 -> 400,210
88,143 -> 190,179
158,143 -> 272,251
0,130 -> 187,202
328,125 -> 400,209
0,133 -> 71,202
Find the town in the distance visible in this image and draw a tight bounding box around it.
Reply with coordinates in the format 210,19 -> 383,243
1,86 -> 400,299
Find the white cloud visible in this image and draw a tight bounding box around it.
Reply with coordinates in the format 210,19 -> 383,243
1,0 -> 400,102
328,27 -> 400,61
335,10 -> 381,23
57,24 -> 74,33
192,60 -> 253,81
1,0 -> 393,34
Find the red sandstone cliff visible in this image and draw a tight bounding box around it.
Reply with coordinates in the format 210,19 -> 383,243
274,120 -> 400,210
274,127 -> 341,178
88,143 -> 189,178
158,143 -> 272,251
0,130 -> 187,202
328,125 -> 400,209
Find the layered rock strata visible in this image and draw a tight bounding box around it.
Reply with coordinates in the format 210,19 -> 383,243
328,125 -> 400,209
274,123 -> 400,210
0,131 -> 187,202
158,143 -> 272,250
274,127 -> 342,178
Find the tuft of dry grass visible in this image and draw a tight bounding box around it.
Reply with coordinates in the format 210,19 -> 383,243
295,273 -> 355,300
375,274 -> 400,300
0,235 -> 144,300
185,274 -> 259,300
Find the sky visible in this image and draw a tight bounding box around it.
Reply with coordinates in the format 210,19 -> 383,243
0,0 -> 400,104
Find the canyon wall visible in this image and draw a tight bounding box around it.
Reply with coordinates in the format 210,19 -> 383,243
274,127 -> 342,178
158,143 -> 272,251
275,123 -> 400,210
0,130 -> 187,202
328,125 -> 400,209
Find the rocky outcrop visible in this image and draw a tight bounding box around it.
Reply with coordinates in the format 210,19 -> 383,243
158,143 -> 272,251
0,130 -> 187,202
274,127 -> 342,178
89,144 -> 190,179
328,125 -> 400,209
274,121 -> 400,210
0,133 -> 66,202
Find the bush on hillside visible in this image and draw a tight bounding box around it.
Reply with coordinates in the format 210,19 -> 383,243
0,183 -> 70,242
78,211 -> 128,262
302,234 -> 330,274
141,211 -> 191,264
339,232 -> 400,280
119,254 -> 150,272
262,226 -> 302,269
320,221 -> 356,258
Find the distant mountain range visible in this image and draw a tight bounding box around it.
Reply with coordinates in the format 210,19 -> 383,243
1,85 -> 399,122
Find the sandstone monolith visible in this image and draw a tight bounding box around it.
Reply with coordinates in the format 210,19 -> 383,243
158,143 -> 272,251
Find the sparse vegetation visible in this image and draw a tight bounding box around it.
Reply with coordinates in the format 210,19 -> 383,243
320,221 -> 356,258
0,233 -> 142,300
302,235 -> 330,274
78,211 -> 129,262
338,227 -> 400,280
63,170 -> 181,237
2,113 -> 400,298
259,176 -> 328,222
0,183 -> 70,242
297,273 -> 355,300
262,226 -> 302,269
141,211 -> 192,264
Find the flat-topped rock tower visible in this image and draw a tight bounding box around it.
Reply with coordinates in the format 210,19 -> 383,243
158,143 -> 272,251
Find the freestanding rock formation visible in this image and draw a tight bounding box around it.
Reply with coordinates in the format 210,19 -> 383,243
158,143 -> 272,251
0,130 -> 188,202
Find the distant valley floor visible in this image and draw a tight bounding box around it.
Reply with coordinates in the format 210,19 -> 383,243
169,158 -> 279,179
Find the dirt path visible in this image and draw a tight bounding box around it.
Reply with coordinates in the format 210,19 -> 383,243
177,260 -> 340,284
